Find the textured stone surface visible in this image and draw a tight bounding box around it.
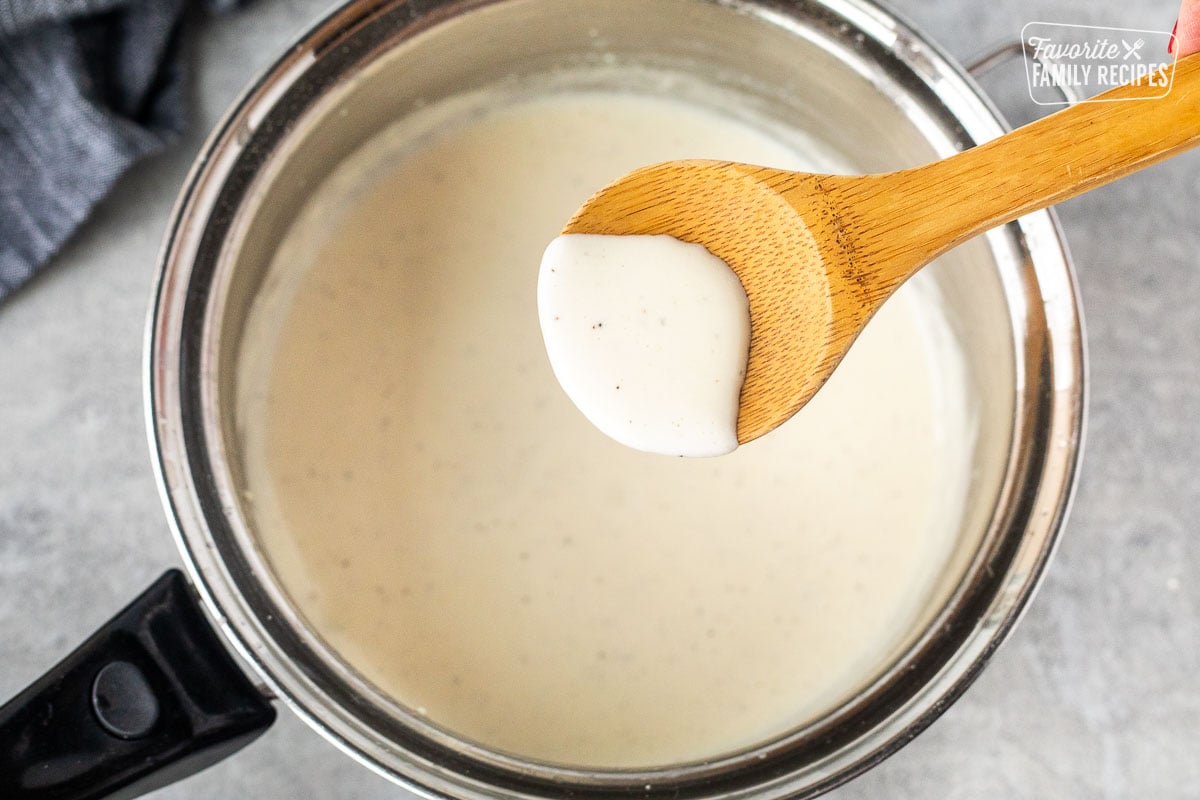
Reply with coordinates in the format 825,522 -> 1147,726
1,0 -> 1197,797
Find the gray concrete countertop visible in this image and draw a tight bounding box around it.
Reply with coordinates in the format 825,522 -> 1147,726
2,0 -> 1197,797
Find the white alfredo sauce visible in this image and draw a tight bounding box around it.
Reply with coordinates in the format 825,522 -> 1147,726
236,76 -> 977,769
538,234 -> 750,457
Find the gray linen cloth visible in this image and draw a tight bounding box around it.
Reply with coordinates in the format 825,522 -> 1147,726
0,0 -> 243,300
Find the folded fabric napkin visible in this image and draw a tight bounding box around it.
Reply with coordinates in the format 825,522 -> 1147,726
0,0 -> 244,301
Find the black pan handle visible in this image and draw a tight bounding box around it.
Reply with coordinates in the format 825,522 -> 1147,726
0,569 -> 276,799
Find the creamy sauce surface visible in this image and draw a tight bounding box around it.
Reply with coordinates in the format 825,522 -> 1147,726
538,233 -> 750,457
236,85 -> 976,768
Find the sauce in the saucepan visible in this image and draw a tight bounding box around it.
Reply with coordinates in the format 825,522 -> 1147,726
236,85 -> 975,768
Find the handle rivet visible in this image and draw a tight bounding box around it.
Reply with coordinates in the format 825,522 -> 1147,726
91,661 -> 159,739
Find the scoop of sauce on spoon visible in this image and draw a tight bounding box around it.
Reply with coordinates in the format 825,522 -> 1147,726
539,53 -> 1200,455
538,234 -> 750,457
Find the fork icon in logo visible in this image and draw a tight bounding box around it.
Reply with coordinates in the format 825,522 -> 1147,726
1122,38 -> 1146,59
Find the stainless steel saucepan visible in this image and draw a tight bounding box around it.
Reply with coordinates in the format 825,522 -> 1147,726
0,1 -> 1084,797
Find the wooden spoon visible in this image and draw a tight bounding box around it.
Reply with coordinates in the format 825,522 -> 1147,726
563,53 -> 1200,446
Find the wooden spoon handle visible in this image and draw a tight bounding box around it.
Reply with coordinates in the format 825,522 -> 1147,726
847,51 -> 1200,280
